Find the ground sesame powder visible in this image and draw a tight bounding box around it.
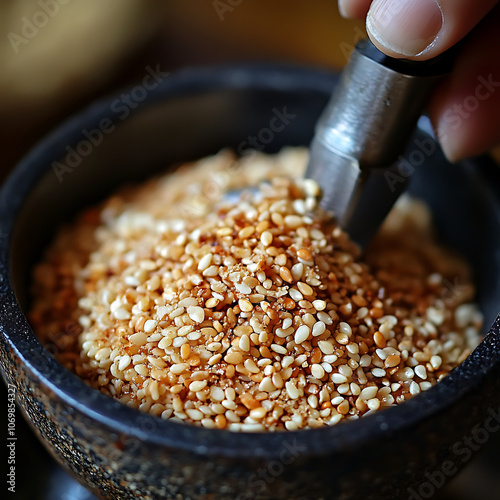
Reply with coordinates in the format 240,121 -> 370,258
29,148 -> 482,432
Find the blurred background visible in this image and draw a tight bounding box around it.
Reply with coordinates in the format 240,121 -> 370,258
1,1 -> 499,498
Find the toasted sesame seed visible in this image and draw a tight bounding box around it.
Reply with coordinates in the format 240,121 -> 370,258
129,332 -> 147,346
339,322 -> 352,336
250,407 -> 267,419
312,300 -> 326,311
279,266 -> 293,283
244,358 -> 260,374
224,351 -> 243,365
311,364 -> 325,379
260,231 -> 273,247
186,409 -> 204,420
32,148 -> 481,433
312,321 -> 326,337
297,282 -> 314,296
205,298 -> 219,308
259,377 -> 276,392
189,380 -> 207,392
239,298 -> 254,312
239,226 -> 255,239
284,215 -> 303,228
170,363 -> 189,375
297,248 -> 312,261
318,341 -> 334,355
385,355 -> 401,368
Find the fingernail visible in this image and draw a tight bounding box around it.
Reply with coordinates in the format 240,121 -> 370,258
366,0 -> 443,57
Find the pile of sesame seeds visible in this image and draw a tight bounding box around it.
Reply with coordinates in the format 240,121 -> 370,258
30,148 -> 482,432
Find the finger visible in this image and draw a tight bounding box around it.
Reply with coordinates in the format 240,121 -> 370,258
338,0 -> 372,19
430,4 -> 500,161
366,0 -> 498,60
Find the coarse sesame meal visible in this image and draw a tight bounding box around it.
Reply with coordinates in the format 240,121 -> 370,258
30,147 -> 483,432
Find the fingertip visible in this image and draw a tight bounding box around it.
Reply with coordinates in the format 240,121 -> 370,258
431,78 -> 500,163
338,0 -> 350,18
430,7 -> 500,162
338,0 -> 372,19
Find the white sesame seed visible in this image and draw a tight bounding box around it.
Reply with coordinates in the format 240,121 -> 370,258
260,231 -> 273,246
430,355 -> 442,369
312,300 -> 326,311
31,149 -> 481,433
284,215 -> 303,228
339,322 -> 352,336
271,344 -> 288,355
118,355 -> 131,371
170,363 -> 189,375
331,373 -> 348,384
186,409 -> 204,421
285,381 -> 300,399
129,333 -> 147,346
367,398 -> 380,411
312,321 -> 326,337
210,386 -> 225,401
144,319 -> 157,333
318,341 -> 334,355
311,364 -> 325,379
189,380 -> 207,392
259,377 -> 276,392
113,308 -> 130,320
239,335 -> 250,352
197,253 -> 213,271
294,325 -> 310,344
187,305 -> 205,324
410,381 -> 421,395
359,386 -> 378,401
235,282 -> 252,295
415,365 -> 427,380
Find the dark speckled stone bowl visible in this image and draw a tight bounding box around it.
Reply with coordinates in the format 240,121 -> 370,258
1,66 -> 500,500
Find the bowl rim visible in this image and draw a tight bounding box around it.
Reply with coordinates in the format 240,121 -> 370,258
1,63 -> 499,460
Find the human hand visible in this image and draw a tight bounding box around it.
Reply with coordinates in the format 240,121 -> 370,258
338,0 -> 500,162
